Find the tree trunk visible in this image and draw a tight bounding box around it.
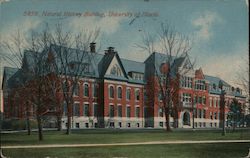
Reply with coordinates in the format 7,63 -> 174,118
66,114 -> 71,134
26,117 -> 31,135
57,116 -> 62,131
165,108 -> 172,132
37,116 -> 43,141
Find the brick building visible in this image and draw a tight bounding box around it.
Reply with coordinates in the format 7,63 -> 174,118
2,44 -> 246,129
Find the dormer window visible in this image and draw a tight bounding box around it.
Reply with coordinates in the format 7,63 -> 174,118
130,72 -> 144,80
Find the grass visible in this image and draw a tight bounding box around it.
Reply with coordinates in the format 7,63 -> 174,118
2,143 -> 250,158
1,128 -> 250,146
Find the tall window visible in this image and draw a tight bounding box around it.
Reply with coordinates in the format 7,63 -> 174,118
84,104 -> 89,116
93,104 -> 98,117
135,107 -> 140,118
213,98 -> 217,107
117,105 -> 122,117
214,112 -> 217,120
126,106 -> 131,118
109,86 -> 114,98
158,107 -> 163,117
73,103 -> 80,116
203,109 -> 206,118
126,88 -> 131,100
209,97 -> 212,107
135,89 -> 140,101
84,83 -> 89,97
109,105 -> 114,117
92,83 -> 98,97
217,98 -> 220,107
117,87 -> 122,99
210,112 -> 213,119
202,96 -> 206,105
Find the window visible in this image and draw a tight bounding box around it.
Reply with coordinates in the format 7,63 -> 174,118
75,123 -> 80,128
198,96 -> 202,104
159,122 -> 163,127
210,112 -> 213,120
214,98 -> 217,107
195,80 -> 206,90
135,89 -> 140,101
214,112 -> 217,120
210,123 -> 213,127
137,123 -> 140,128
118,122 -> 122,128
198,109 -> 202,118
93,104 -> 98,117
182,93 -> 191,102
73,84 -> 79,96
84,84 -> 89,97
203,109 -> 206,119
85,123 -> 89,128
209,97 -> 212,107
118,106 -> 122,117
126,106 -> 131,118
84,104 -> 89,116
203,122 -> 206,127
202,96 -> 206,105
181,76 -> 193,88
218,98 -> 220,107
127,123 -> 131,128
159,107 -> 163,117
135,107 -> 140,118
92,83 -> 98,97
117,87 -> 122,99
109,105 -> 114,118
73,103 -> 80,116
109,86 -> 114,98
126,88 -> 131,100
110,64 -> 122,76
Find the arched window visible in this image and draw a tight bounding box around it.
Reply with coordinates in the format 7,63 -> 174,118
135,89 -> 140,101
109,86 -> 114,98
117,87 -> 122,99
126,88 -> 131,100
84,83 -> 89,97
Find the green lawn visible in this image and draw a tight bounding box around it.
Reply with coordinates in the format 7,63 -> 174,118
2,143 -> 250,158
1,128 -> 250,145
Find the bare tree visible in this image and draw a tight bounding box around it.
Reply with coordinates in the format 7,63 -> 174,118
49,24 -> 100,135
137,23 -> 192,131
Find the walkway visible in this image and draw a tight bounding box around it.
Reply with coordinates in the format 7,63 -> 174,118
2,140 -> 250,149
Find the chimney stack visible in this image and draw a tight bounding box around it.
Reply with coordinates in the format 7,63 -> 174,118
107,47 -> 115,53
90,42 -> 96,53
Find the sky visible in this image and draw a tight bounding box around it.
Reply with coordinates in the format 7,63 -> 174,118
0,0 -> 249,87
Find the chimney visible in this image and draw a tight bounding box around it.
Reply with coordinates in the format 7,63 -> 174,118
107,47 -> 115,53
90,42 -> 96,53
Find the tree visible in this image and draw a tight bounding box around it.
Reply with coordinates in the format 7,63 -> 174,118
49,24 -> 100,134
137,23 -> 192,131
228,99 -> 244,131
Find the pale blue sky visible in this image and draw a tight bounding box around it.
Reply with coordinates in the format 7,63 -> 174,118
0,0 -> 249,86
